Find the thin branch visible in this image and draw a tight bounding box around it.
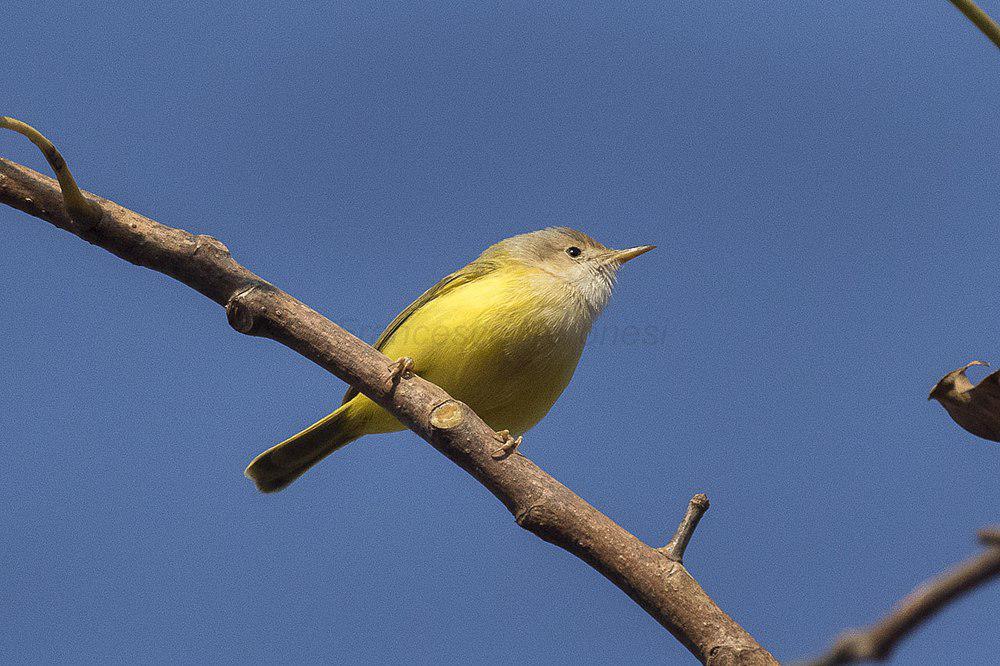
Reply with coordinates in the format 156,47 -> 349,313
948,0 -> 1000,49
802,528 -> 1000,665
0,117 -> 102,228
660,493 -> 710,563
0,122 -> 776,665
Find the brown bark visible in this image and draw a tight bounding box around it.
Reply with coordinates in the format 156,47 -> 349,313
948,0 -> 1000,48
0,150 -> 776,664
660,493 -> 711,563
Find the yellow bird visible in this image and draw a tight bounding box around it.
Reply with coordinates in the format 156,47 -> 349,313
245,227 -> 654,492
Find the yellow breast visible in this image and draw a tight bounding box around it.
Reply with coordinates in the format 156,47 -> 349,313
353,265 -> 591,436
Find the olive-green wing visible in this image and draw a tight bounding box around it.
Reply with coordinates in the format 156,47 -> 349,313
341,260 -> 497,404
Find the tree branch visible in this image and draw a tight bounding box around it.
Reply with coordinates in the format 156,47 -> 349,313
802,528 -> 1000,665
660,493 -> 710,564
0,122 -> 776,665
948,0 -> 1000,49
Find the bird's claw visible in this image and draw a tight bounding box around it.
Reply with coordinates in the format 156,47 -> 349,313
386,357 -> 414,388
491,429 -> 522,460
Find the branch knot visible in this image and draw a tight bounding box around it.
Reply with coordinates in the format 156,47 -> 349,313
429,400 -> 464,430
515,500 -> 558,534
193,234 -> 231,258
226,285 -> 261,335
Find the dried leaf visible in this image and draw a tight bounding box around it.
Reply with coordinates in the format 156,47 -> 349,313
929,361 -> 1000,442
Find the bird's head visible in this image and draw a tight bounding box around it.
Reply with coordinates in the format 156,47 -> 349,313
485,227 -> 654,316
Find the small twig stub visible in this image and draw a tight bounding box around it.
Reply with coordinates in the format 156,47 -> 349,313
660,493 -> 710,563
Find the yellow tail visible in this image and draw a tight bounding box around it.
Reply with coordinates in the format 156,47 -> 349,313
245,403 -> 360,493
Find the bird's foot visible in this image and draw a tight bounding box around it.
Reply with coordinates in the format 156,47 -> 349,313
386,356 -> 414,388
491,429 -> 522,460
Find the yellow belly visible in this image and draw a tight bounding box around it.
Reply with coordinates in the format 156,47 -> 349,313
346,267 -> 588,437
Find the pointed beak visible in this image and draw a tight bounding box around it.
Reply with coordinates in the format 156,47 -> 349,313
612,245 -> 656,265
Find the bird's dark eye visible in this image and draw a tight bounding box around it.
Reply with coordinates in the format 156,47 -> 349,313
566,246 -> 582,258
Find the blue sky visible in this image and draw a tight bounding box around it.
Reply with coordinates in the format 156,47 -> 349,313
2,2 -> 998,663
